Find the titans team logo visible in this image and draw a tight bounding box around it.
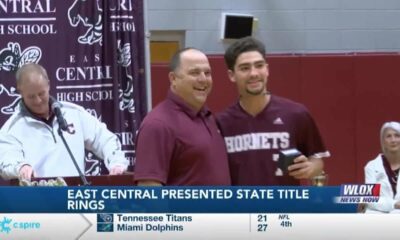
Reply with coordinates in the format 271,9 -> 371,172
68,0 -> 103,45
97,214 -> 114,232
0,42 -> 42,115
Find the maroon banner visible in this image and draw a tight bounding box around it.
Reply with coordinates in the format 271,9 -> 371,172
0,0 -> 146,174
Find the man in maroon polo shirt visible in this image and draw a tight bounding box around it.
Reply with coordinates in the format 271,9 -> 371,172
217,37 -> 330,185
134,48 -> 231,186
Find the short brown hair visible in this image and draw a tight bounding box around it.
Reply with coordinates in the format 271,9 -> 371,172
224,36 -> 266,70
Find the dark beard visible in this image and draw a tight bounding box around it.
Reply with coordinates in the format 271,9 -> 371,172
246,88 -> 266,96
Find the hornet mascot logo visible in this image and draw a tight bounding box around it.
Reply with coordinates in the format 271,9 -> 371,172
0,42 -> 42,114
68,0 -> 103,45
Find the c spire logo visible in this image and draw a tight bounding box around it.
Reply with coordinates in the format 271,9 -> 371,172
0,216 -> 40,234
0,217 -> 12,234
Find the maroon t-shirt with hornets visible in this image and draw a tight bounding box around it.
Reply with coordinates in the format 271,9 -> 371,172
216,95 -> 330,185
134,91 -> 231,186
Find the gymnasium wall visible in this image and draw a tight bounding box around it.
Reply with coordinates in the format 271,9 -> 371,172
151,53 -> 400,185
148,0 -> 400,54
147,0 -> 400,185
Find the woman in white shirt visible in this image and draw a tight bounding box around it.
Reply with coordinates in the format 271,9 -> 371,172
364,121 -> 400,213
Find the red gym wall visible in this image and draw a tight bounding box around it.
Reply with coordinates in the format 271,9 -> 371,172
151,53 -> 400,185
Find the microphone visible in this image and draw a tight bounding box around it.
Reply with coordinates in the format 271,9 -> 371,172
51,101 -> 90,186
51,102 -> 68,131
51,101 -> 90,185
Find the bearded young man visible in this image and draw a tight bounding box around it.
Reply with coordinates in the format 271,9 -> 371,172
217,37 -> 330,185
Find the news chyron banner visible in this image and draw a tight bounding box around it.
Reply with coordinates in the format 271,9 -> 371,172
0,0 -> 146,173
1,185 -> 399,239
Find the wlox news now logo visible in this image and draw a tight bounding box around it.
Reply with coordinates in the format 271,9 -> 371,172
336,184 -> 381,204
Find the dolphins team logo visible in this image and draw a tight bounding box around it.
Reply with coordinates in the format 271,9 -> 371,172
0,42 -> 42,114
68,0 -> 103,45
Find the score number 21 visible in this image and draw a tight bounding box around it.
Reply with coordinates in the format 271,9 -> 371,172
257,214 -> 268,232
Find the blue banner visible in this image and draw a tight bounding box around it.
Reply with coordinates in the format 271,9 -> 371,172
0,187 -> 357,213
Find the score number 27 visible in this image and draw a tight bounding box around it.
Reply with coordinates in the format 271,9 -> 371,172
257,214 -> 268,232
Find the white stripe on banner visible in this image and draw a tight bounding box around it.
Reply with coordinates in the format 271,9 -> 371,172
0,18 -> 56,21
56,84 -> 114,89
110,15 -> 134,19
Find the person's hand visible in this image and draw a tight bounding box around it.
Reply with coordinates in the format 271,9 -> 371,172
288,156 -> 323,179
109,165 -> 125,175
394,200 -> 400,209
19,164 -> 34,181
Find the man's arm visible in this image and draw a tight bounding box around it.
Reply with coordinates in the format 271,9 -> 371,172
134,118 -> 173,185
78,108 -> 129,174
0,134 -> 30,180
136,180 -> 163,186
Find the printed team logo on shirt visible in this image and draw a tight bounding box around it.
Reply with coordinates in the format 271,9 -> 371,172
66,123 -> 76,134
273,117 -> 284,125
224,132 -> 290,153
